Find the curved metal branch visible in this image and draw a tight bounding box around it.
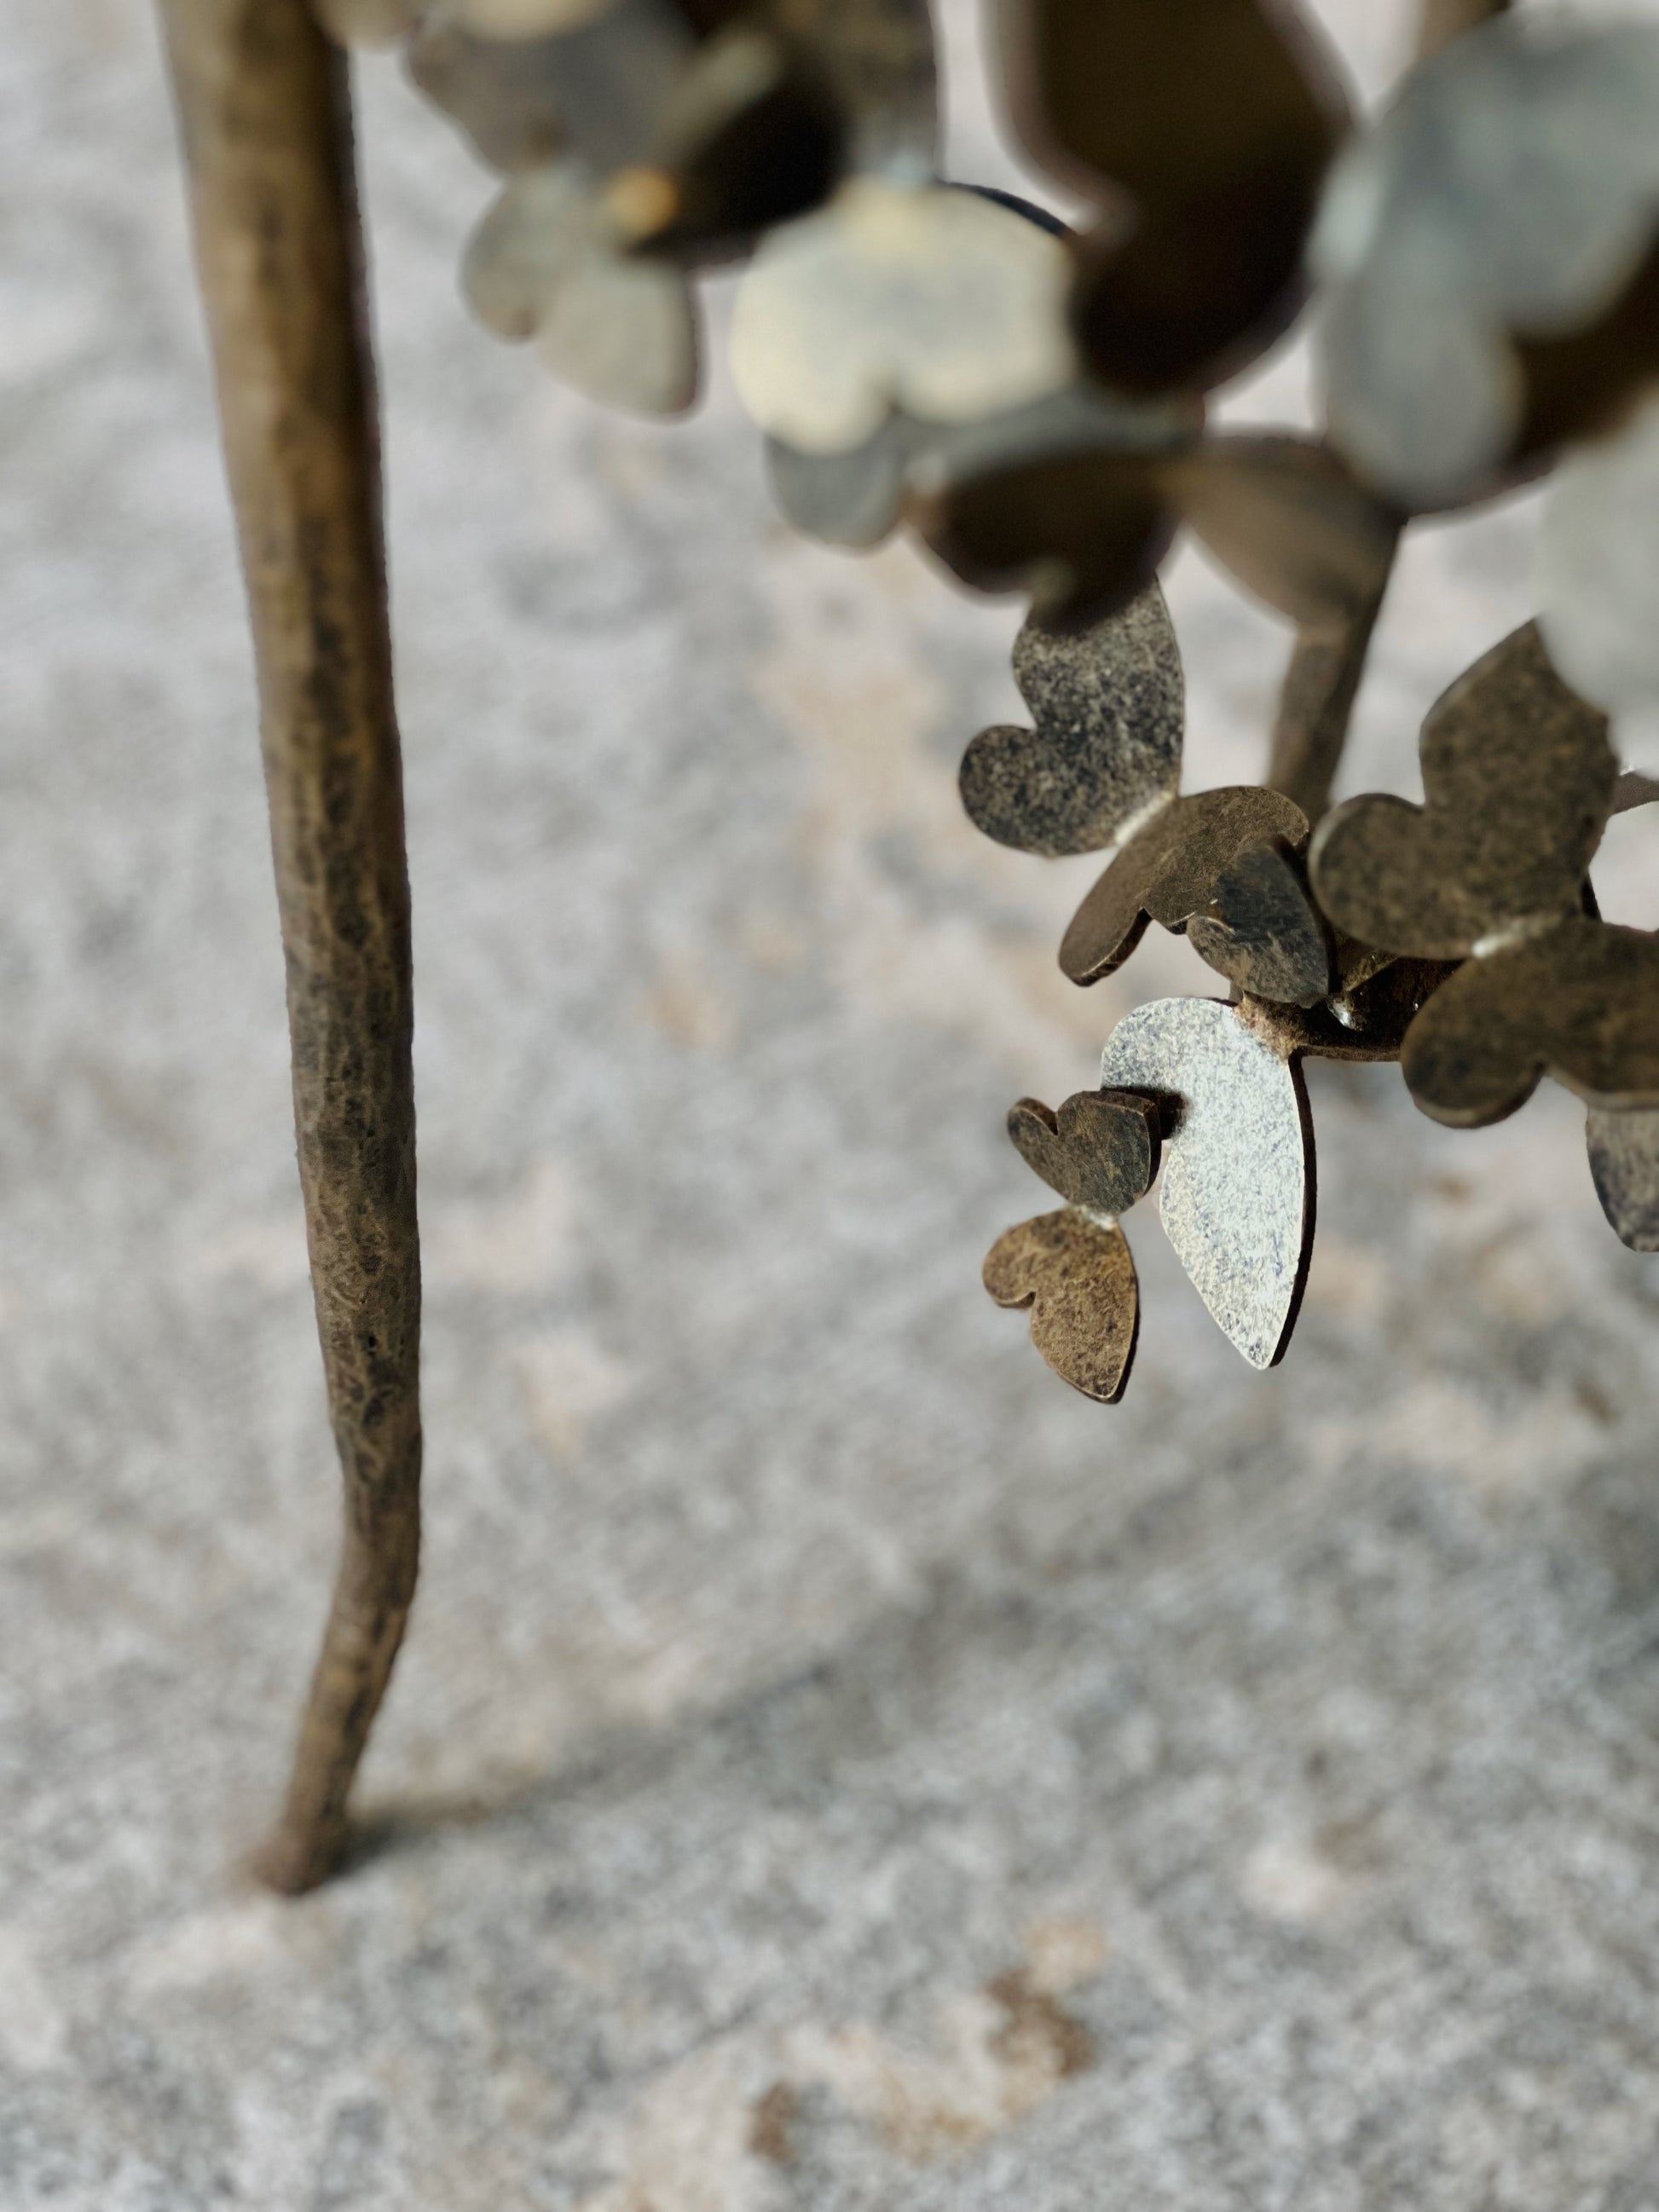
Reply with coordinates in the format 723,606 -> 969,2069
158,0 -> 422,1893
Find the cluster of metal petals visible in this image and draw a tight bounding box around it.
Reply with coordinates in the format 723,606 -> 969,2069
975,4 -> 1659,1405
311,0 -> 1659,1402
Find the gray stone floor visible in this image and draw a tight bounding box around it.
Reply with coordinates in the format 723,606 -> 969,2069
6,3 -> 1659,2205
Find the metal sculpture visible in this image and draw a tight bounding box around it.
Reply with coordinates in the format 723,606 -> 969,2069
155,0 -> 1659,1885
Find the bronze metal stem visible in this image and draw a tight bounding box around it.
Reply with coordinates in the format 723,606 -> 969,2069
1264,575 -> 1390,825
158,0 -> 423,1894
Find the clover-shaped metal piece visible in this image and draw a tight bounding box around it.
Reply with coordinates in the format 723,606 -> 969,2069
1311,622 -> 1616,959
1311,620 -> 1659,1127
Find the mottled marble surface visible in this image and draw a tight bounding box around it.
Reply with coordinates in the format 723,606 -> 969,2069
6,3 -> 1659,2205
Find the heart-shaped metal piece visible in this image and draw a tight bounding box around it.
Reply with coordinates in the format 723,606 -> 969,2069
960,590 -> 1184,857
1007,1089 -> 1161,1216
983,1209 -> 1141,1402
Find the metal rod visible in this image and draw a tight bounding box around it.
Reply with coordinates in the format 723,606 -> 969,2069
158,0 -> 423,1894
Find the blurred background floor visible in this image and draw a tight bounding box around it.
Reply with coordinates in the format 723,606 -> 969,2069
6,2 -> 1659,2205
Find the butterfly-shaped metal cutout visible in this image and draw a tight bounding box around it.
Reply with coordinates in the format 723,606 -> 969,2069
1315,14 -> 1659,507
964,591 -> 1333,1005
986,1087 -> 1159,1400
408,0 -> 941,409
998,0 -> 1350,396
1312,619 -> 1659,1124
759,193 -> 1197,553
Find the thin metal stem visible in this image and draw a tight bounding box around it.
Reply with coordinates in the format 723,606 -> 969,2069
1265,575 -> 1390,824
158,0 -> 423,1894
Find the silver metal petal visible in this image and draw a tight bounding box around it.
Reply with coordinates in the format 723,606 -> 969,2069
1098,997 -> 1312,1371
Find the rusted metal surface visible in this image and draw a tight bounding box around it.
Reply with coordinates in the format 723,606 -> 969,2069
159,0 -> 422,1893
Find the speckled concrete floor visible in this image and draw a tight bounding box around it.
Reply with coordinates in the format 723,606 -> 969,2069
6,3 -> 1659,2206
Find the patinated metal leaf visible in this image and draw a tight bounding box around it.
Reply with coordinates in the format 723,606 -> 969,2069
1400,917 -> 1659,1127
959,589 -> 1183,858
1006,1090 -> 1161,1217
1060,788 -> 1310,987
1310,621 -> 1616,960
983,1209 -> 1141,1402
1186,837 -> 1334,1009
1098,997 -> 1313,1371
